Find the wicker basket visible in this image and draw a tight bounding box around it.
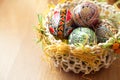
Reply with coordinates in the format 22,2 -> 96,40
36,0 -> 120,74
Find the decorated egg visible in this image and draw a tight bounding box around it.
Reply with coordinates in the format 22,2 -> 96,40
95,19 -> 118,43
69,27 -> 97,46
72,2 -> 99,27
48,8 -> 74,39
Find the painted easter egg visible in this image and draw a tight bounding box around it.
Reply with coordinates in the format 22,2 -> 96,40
95,19 -> 118,43
72,2 -> 99,27
48,8 -> 74,39
69,27 -> 97,46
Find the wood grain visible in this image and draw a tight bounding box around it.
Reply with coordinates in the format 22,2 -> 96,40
0,0 -> 120,80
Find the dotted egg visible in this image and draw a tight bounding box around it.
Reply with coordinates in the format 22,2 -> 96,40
95,19 -> 118,43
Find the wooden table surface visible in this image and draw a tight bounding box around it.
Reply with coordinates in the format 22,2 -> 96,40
0,0 -> 120,80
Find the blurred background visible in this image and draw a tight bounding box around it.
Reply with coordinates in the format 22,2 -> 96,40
0,0 -> 48,80
0,0 -> 120,80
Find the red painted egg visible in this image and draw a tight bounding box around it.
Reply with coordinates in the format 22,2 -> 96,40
48,8 -> 74,39
72,2 -> 99,27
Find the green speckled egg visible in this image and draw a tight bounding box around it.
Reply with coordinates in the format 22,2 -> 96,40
69,27 -> 97,46
96,19 -> 118,43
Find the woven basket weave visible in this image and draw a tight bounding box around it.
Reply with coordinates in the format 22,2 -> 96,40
37,0 -> 120,74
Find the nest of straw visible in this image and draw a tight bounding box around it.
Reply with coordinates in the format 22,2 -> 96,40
36,0 -> 120,74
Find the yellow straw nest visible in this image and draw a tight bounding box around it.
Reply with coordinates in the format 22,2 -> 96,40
36,0 -> 120,74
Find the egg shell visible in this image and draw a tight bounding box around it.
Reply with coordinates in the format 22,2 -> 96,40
95,19 -> 118,43
69,27 -> 97,46
72,2 -> 99,27
48,8 -> 74,39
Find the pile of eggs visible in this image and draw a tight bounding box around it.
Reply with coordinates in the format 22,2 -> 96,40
48,2 -> 118,46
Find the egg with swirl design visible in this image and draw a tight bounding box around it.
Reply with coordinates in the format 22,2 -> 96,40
72,2 -> 100,28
